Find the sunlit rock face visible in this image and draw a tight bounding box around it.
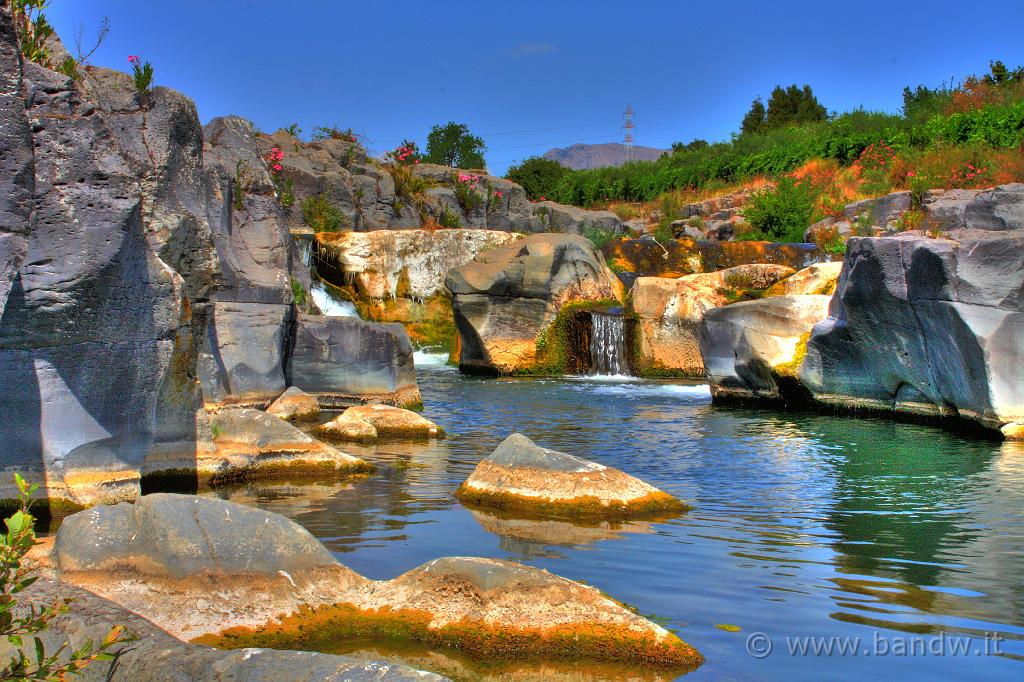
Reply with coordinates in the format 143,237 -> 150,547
800,230 -> 1024,436
457,433 -> 686,518
0,11 -> 199,509
699,294 -> 832,403
632,264 -> 795,377
316,404 -> 444,442
51,494 -> 702,672
446,234 -> 623,375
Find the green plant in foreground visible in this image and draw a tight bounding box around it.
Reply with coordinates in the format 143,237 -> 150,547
301,194 -> 345,233
582,224 -> 614,250
1,474 -> 131,680
740,176 -> 821,242
128,55 -> 154,98
290,277 -> 308,308
437,206 -> 461,229
11,0 -> 54,67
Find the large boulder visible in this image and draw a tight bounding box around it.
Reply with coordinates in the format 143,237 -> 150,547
445,234 -> 623,374
532,201 -> 622,235
52,494 -> 701,672
699,295 -> 832,403
799,230 -> 1024,438
314,228 -> 522,349
456,433 -> 686,518
922,184 -> 1024,232
287,315 -> 421,408
0,19 -> 200,509
8,580 -> 446,682
631,264 -> 795,376
266,386 -> 320,422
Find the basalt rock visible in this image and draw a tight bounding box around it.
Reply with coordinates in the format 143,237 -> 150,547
446,234 -> 623,374
52,494 -> 701,672
266,386 -> 320,422
287,315 -> 421,408
699,295 -> 832,403
0,17 -> 200,509
316,404 -> 444,442
799,230 -> 1024,437
532,201 -> 622,235
456,433 -> 686,518
7,580 -> 447,682
631,264 -> 795,377
764,261 -> 843,296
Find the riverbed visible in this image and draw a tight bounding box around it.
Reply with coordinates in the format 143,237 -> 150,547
208,355 -> 1024,680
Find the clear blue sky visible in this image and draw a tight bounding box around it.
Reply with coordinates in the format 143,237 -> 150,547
49,0 -> 1024,175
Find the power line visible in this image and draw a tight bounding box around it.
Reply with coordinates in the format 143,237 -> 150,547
478,120 -> 619,136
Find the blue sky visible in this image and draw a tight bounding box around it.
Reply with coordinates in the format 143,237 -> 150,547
49,0 -> 1024,175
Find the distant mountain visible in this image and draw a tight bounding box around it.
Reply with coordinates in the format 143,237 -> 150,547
542,142 -> 667,170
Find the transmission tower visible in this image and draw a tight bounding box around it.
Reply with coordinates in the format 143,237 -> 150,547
622,105 -> 635,162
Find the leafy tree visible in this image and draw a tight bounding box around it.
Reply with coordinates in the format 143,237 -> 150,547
505,156 -> 568,199
671,139 -> 710,153
766,84 -> 827,129
424,122 -> 486,169
740,98 -> 768,135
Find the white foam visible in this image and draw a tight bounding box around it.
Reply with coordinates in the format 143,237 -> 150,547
311,282 -> 358,317
414,350 -> 451,368
578,382 -> 713,399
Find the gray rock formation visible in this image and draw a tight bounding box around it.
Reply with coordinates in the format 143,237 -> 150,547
533,201 -> 622,235
800,230 -> 1024,436
288,315 -> 420,408
700,295 -> 831,402
9,580 -> 445,681
922,183 -> 1024,231
445,233 -> 622,374
0,15 -> 199,507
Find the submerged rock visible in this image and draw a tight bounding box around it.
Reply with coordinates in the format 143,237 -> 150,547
317,404 -> 444,442
631,264 -> 795,377
9,580 -> 444,681
699,295 -> 832,403
266,386 -> 320,422
287,315 -> 421,408
456,433 -> 686,518
800,230 -> 1024,436
52,494 -> 701,672
446,234 -> 622,375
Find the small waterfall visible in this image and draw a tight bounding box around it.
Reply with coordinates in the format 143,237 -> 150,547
311,282 -> 358,317
295,237 -> 313,268
589,310 -> 629,376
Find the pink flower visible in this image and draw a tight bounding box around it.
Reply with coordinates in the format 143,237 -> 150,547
539,196 -> 546,201
414,160 -> 420,164
273,164 -> 282,172
906,171 -> 916,178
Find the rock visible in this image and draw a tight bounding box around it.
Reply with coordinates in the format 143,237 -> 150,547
456,433 -> 686,518
313,229 -> 522,349
799,230 -> 1024,434
446,234 -> 622,374
532,201 -> 623,235
266,386 -> 320,422
843,191 -> 912,228
699,295 -> 832,403
469,508 -> 655,548
765,261 -> 843,296
317,404 -> 444,442
8,580 -> 447,682
53,494 -> 701,671
604,237 -> 825,279
287,315 -> 421,408
804,216 -> 854,243
183,408 -> 369,485
196,301 -> 291,406
922,183 -> 1024,231
631,264 -> 795,376
0,21 -> 200,509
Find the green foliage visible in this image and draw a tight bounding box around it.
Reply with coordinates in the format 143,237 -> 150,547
11,1 -> 54,67
505,157 -> 568,200
741,84 -> 826,135
922,99 -> 1024,147
232,160 -> 251,212
301,194 -> 346,232
128,55 -> 154,97
55,57 -> 78,80
1,474 -> 131,680
581,224 -> 614,249
425,122 -> 486,169
437,206 -> 461,228
740,98 -> 768,136
284,123 -> 302,137
289,277 -> 308,308
739,176 -> 820,242
312,126 -> 357,142
453,173 -> 484,214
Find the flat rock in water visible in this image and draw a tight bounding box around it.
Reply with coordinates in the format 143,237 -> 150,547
457,433 -> 686,518
266,386 -> 321,422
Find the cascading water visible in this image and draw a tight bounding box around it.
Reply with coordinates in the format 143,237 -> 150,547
311,282 -> 358,317
295,237 -> 313,268
589,310 -> 629,376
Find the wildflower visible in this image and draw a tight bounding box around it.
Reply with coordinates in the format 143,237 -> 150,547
539,196 -> 546,201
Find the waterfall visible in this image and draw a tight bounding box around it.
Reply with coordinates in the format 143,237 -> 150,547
589,311 -> 629,376
311,282 -> 358,317
295,237 -> 313,268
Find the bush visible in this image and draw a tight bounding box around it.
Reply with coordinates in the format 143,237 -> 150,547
505,157 -> 569,200
740,177 -> 820,242
301,194 -> 346,232
581,224 -> 614,249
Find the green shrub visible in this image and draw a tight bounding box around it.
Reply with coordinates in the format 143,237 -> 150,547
740,177 -> 820,242
581,224 -> 614,249
505,157 -> 569,200
437,206 -> 461,228
301,194 -> 346,232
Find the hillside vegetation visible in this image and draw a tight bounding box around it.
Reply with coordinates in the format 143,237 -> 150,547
514,63 -> 1024,212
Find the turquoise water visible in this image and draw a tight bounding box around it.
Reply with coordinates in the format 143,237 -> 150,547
213,357 -> 1024,680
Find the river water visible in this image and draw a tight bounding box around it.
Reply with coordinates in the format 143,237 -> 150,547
211,356 -> 1024,680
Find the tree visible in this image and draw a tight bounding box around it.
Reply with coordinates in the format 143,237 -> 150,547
671,139 -> 710,153
505,156 -> 568,200
424,122 -> 486,170
740,98 -> 767,136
